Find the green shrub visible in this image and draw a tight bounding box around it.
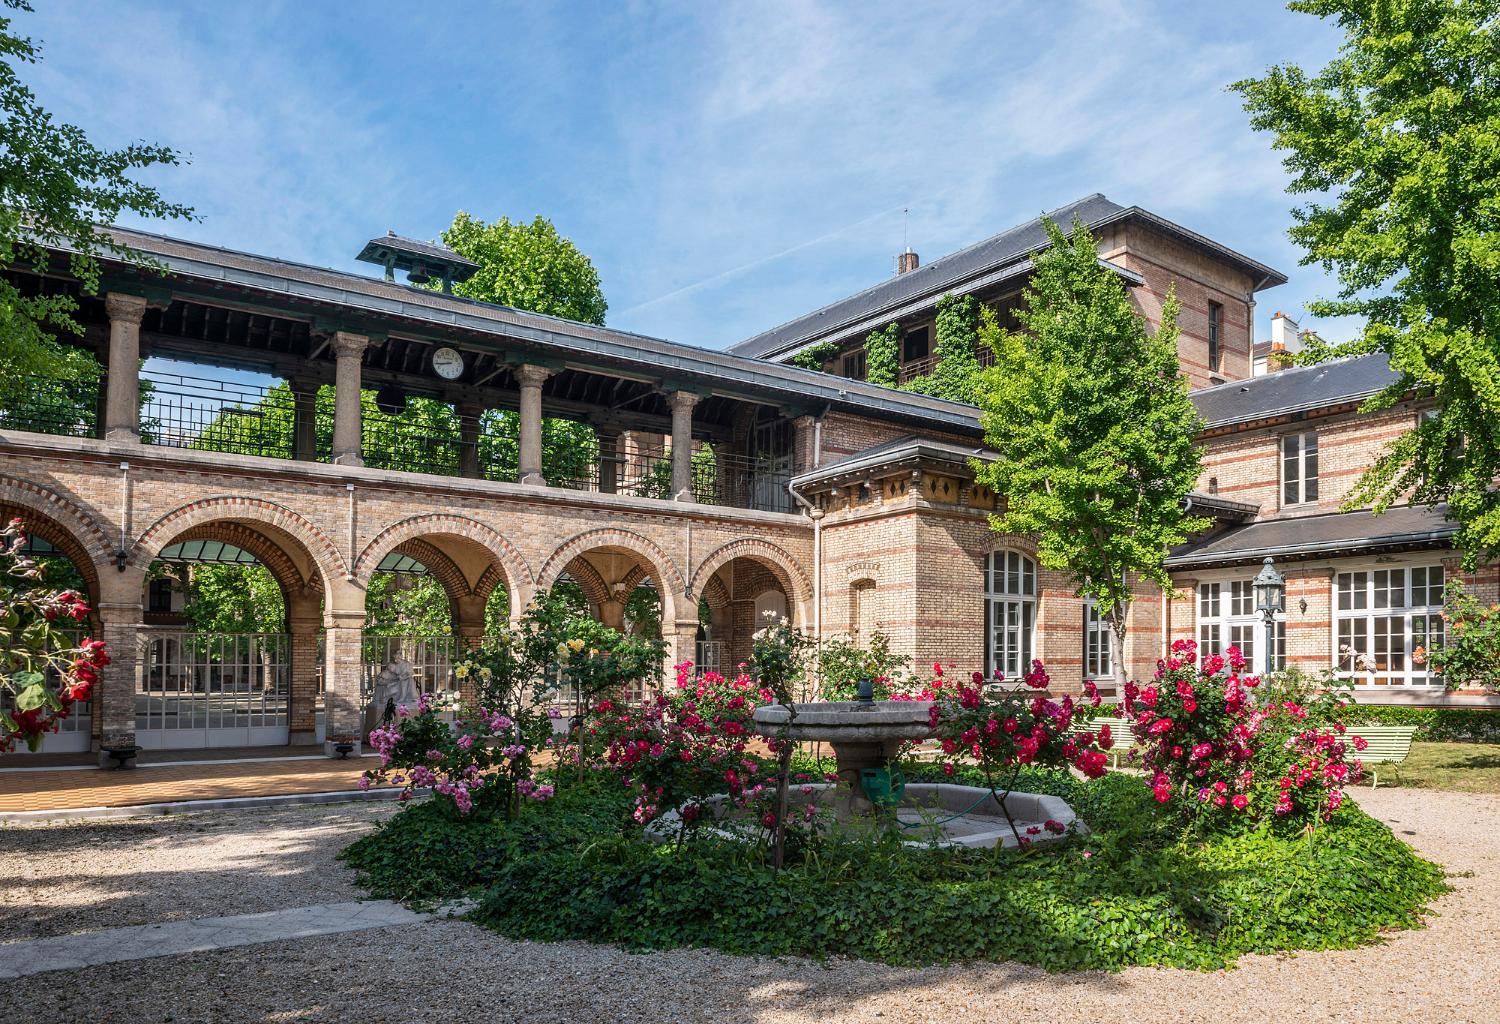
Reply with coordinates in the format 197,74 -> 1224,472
348,767 -> 1447,972
1339,704 -> 1500,743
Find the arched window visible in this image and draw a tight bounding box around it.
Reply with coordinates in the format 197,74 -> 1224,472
985,551 -> 1036,680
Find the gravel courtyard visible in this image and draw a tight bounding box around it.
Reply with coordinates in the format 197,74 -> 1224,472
2,789 -> 1496,1024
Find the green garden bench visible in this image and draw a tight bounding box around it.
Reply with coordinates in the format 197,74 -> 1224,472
1347,725 -> 1419,789
1072,716 -> 1134,768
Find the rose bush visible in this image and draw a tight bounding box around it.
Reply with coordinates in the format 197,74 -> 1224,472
0,518 -> 109,752
928,659 -> 1110,844
1123,639 -> 1362,832
593,660 -> 833,850
362,691 -> 556,817
1427,579 -> 1500,693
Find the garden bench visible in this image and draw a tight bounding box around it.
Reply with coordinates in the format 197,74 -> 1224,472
1347,725 -> 1419,789
1072,716 -> 1134,768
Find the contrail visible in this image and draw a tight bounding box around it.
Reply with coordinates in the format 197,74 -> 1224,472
617,203 -> 911,315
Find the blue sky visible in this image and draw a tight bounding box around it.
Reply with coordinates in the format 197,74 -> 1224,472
23,1 -> 1354,352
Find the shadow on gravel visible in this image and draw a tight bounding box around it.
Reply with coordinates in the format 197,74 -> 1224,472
0,802 -> 394,941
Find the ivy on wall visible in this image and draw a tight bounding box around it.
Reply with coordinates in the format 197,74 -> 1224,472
789,341 -> 841,372
901,294 -> 981,404
864,322 -> 900,388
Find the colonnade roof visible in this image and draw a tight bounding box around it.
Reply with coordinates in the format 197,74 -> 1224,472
43,226 -> 985,438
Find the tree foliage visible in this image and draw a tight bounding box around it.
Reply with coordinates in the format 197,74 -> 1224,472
975,217 -> 1205,683
180,564 -> 285,635
0,0 -> 192,407
1232,0 -> 1500,566
442,211 -> 607,326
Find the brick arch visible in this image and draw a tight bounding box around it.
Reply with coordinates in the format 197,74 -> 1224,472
0,474 -> 113,605
171,522 -> 319,600
558,557 -> 610,609
688,538 -> 812,611
131,496 -> 347,593
701,574 -> 731,610
353,514 -> 532,602
393,537 -> 472,604
536,527 -> 684,624
619,564 -> 651,594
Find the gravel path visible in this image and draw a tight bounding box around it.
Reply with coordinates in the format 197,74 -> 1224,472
3,789 -> 1496,1024
0,802 -> 398,940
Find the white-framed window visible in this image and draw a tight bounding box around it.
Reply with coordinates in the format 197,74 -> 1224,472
1083,597 -> 1111,679
985,551 -> 1035,680
1334,565 -> 1444,686
1198,579 -> 1284,673
1282,431 -> 1319,506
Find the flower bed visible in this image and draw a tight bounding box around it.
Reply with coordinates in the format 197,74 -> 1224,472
342,761 -> 1446,971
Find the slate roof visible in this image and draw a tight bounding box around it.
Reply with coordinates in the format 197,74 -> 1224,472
1190,352 -> 1400,429
728,194 -> 1287,360
790,434 -> 996,487
84,226 -> 986,435
1165,505 -> 1456,569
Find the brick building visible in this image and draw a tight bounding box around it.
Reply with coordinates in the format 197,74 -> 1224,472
0,196 -> 1490,768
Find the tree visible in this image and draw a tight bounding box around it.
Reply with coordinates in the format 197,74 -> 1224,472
974,217 -> 1206,686
1233,0 -> 1500,567
0,0 -> 192,408
442,212 -> 607,325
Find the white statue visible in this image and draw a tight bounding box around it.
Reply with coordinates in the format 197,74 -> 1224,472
366,658 -> 420,731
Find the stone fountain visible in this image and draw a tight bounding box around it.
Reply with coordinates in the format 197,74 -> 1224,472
646,694 -> 1087,850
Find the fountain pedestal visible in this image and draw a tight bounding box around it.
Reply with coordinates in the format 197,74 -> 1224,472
753,701 -> 932,815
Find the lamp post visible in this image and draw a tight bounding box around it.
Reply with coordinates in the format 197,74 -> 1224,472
1252,556 -> 1286,679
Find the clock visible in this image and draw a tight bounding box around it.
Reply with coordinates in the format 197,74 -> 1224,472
431,346 -> 465,380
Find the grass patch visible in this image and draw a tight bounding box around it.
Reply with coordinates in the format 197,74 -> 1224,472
343,767 -> 1448,972
1386,741 -> 1500,794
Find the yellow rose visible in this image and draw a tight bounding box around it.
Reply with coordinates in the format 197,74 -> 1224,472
568,638 -> 585,653
454,663 -> 470,680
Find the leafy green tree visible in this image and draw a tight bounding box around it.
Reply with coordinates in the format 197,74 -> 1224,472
1233,0 -> 1500,565
364,572 -> 451,636
0,0 -> 191,408
180,564 -> 286,635
442,211 -> 607,325
975,218 -> 1205,685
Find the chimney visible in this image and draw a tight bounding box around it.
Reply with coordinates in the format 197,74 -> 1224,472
897,248 -> 919,275
1270,311 -> 1303,354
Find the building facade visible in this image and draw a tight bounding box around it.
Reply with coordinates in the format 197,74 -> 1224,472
1,197 -> 1490,768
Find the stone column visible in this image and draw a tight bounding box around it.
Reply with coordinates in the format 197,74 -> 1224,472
668,391 -> 700,501
95,599 -> 142,767
322,612 -> 366,757
515,364 -> 553,486
596,429 -> 620,493
103,293 -> 148,443
330,332 -> 368,467
289,379 -> 318,462
457,402 -> 483,479
286,591 -> 322,745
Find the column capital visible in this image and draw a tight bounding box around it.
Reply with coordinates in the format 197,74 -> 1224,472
667,390 -> 701,414
104,292 -> 148,324
514,363 -> 554,389
331,331 -> 369,359
792,413 -> 817,429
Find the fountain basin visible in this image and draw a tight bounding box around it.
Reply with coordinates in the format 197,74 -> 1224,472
645,782 -> 1086,850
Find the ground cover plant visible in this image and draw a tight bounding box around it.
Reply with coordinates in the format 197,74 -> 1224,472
344,640 -> 1448,972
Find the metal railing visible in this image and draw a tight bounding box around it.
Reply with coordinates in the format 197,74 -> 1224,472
898,355 -> 938,382
2,370 -> 796,514
0,372 -> 100,438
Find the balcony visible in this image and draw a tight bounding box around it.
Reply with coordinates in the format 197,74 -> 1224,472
0,366 -> 799,515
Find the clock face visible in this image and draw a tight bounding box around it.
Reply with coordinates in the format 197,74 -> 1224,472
431,347 -> 465,380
